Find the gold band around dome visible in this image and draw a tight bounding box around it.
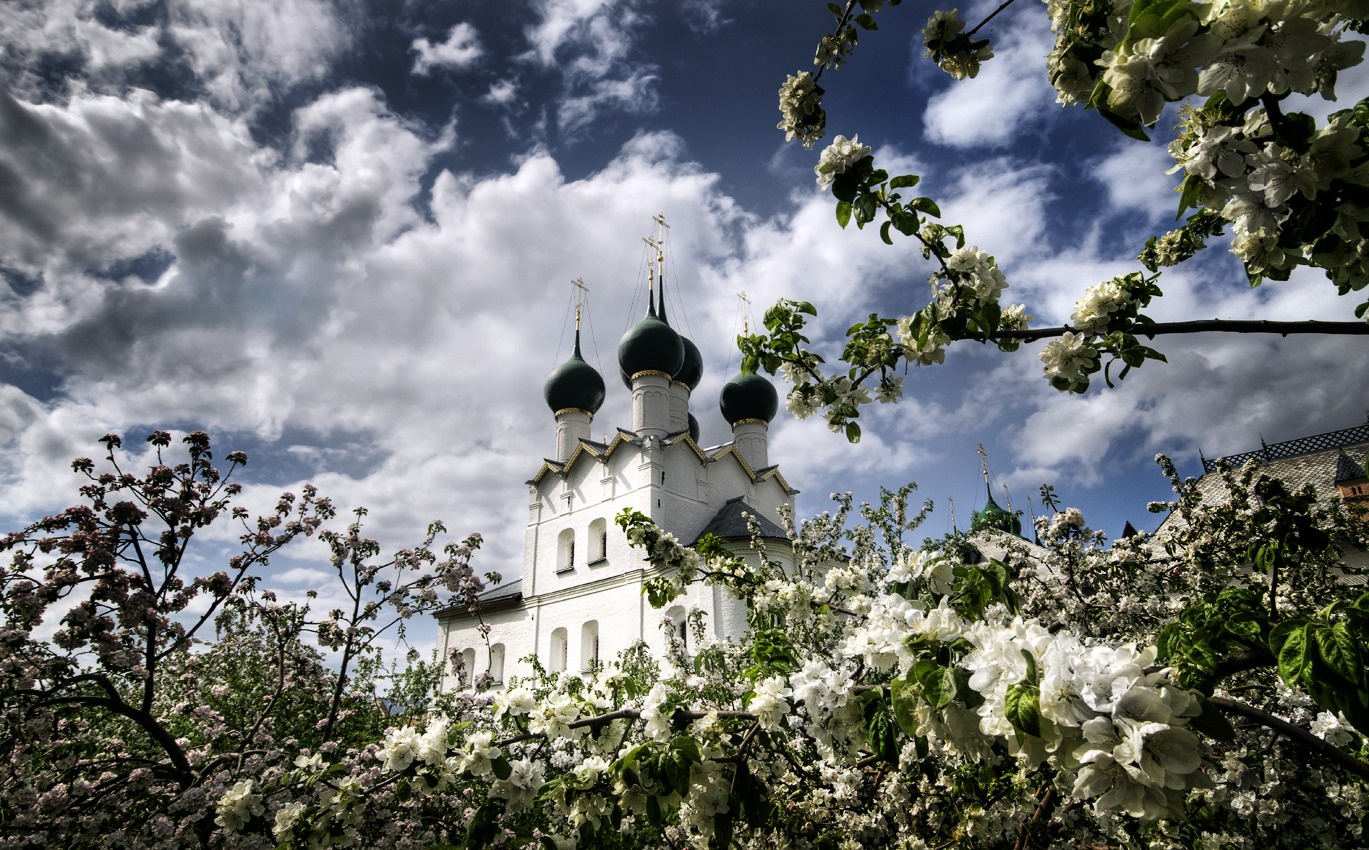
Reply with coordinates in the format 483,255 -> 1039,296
731,418 -> 769,427
553,408 -> 595,419
628,370 -> 673,381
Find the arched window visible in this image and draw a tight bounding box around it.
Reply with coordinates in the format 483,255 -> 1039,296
589,517 -> 608,563
581,620 -> 600,672
490,644 -> 506,686
557,528 -> 575,573
549,627 -> 569,673
461,648 -> 476,690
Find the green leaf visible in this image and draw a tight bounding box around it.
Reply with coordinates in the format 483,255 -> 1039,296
713,810 -> 735,850
919,662 -> 958,710
461,799 -> 505,850
836,199 -> 852,229
853,194 -> 877,228
854,12 -> 878,29
664,753 -> 691,796
1005,681 -> 1042,738
880,220 -> 893,245
491,755 -> 512,781
908,197 -> 940,217
845,422 -> 861,444
1316,622 -> 1363,687
867,710 -> 899,763
1270,619 -> 1313,686
890,676 -> 920,737
889,174 -> 920,190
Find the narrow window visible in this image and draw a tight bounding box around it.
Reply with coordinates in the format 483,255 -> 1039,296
490,644 -> 506,685
550,628 -> 568,673
557,528 -> 575,573
581,620 -> 600,672
589,518 -> 608,563
461,648 -> 476,690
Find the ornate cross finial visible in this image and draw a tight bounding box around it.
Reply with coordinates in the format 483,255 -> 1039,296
571,278 -> 589,332
978,443 -> 990,485
641,235 -> 658,295
739,291 -> 752,335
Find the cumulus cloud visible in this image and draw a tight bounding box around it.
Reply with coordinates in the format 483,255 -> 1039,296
521,0 -> 660,134
166,0 -> 351,112
921,8 -> 1057,148
411,22 -> 484,76
0,0 -> 349,112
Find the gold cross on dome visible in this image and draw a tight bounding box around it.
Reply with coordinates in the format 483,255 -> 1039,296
571,278 -> 589,330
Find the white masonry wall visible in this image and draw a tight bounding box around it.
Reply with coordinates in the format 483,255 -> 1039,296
438,426 -> 795,690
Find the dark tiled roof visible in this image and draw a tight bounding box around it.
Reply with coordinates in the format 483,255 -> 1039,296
1335,450 -> 1367,484
477,577 -> 521,603
1203,420 -> 1369,473
1192,439 -> 1369,504
693,496 -> 788,544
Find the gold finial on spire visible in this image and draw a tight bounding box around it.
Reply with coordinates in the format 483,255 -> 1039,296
571,277 -> 589,332
739,291 -> 753,335
642,235 -> 658,297
978,443 -> 990,485
653,213 -> 669,266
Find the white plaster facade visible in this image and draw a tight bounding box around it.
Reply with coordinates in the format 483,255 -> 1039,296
435,302 -> 794,692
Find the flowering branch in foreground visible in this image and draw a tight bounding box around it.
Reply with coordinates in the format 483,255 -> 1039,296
765,0 -> 1369,432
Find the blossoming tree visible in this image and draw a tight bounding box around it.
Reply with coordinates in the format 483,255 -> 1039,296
0,431 -> 485,848
5,433 -> 1369,848
256,464 -> 1368,850
756,0 -> 1369,440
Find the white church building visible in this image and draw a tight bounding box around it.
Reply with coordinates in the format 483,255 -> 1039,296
435,246 -> 797,692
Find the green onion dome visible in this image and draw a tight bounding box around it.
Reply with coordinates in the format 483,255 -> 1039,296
618,307 -> 685,387
719,371 -> 778,425
674,335 -> 704,389
688,413 -> 700,443
544,338 -> 605,414
970,488 -> 1022,536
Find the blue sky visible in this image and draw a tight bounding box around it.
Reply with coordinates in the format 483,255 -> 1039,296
2,0 -> 1367,647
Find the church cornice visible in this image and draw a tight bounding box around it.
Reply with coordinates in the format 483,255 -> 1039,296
529,433 -> 797,495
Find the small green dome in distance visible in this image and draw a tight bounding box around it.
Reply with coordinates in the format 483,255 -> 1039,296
720,371 -> 778,425
544,339 -> 605,414
618,308 -> 685,384
688,413 -> 700,443
971,488 -> 1022,536
674,335 -> 704,389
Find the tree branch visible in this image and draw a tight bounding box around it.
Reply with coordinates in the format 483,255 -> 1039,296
961,320 -> 1369,343
1211,647 -> 1275,681
24,685 -> 195,788
1208,695 -> 1369,781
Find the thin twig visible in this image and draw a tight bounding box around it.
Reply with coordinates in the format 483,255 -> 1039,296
1209,695 -> 1369,781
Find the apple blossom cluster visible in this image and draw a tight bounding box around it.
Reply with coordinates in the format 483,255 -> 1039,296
892,245 -> 1026,370
777,70 -> 825,148
1038,331 -> 1100,392
921,9 -> 994,80
814,134 -> 872,187
1170,105 -> 1369,288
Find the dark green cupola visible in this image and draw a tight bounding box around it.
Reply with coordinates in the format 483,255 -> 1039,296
617,295 -> 685,387
720,371 -> 779,425
970,486 -> 1022,536
544,332 -> 605,414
